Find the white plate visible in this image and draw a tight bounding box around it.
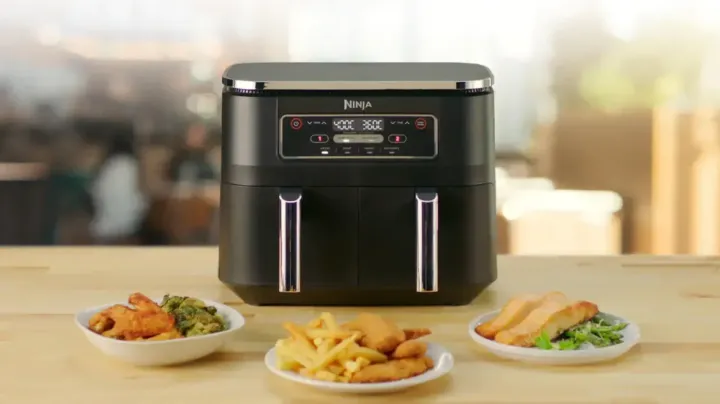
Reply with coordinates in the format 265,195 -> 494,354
75,297 -> 245,366
265,342 -> 454,393
468,310 -> 640,365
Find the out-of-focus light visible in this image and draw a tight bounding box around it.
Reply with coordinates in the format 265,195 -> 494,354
501,190 -> 623,221
191,61 -> 214,82
695,0 -> 720,31
199,40 -> 223,58
186,93 -> 218,119
36,25 -> 62,46
60,39 -> 200,61
600,0 -> 684,41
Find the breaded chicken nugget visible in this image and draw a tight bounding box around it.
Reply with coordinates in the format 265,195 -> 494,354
345,313 -> 406,353
391,340 -> 428,359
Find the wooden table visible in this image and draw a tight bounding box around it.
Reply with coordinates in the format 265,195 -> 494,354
1,248 -> 718,403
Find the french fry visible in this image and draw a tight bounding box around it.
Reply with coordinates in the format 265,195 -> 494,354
320,312 -> 340,331
309,332 -> 361,371
314,370 -> 339,382
283,322 -> 314,347
355,357 -> 371,368
316,338 -> 336,355
327,364 -> 345,375
277,341 -> 315,369
306,317 -> 323,329
305,328 -> 355,340
350,345 -> 389,363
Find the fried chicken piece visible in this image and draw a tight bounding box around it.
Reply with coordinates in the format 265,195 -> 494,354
475,292 -> 567,340
391,340 -> 427,359
89,307 -> 119,333
495,300 -> 599,347
345,313 -> 406,353
349,356 -> 433,383
95,302 -> 176,340
403,328 -> 432,340
128,293 -> 164,313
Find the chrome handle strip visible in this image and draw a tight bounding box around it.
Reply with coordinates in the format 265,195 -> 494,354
279,190 -> 302,293
415,191 -> 439,292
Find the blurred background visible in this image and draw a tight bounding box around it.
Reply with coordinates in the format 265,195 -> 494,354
1,0 -> 720,254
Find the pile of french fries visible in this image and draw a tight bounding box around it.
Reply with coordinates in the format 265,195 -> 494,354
275,312 -> 388,382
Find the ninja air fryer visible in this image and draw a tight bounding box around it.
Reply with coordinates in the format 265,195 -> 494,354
218,62 -> 496,306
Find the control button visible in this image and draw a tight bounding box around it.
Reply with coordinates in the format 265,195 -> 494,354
290,117 -> 303,130
381,147 -> 401,156
319,146 -> 331,156
361,147 -> 378,156
310,134 -> 329,143
414,117 -> 427,130
388,134 -> 407,144
336,146 -> 355,155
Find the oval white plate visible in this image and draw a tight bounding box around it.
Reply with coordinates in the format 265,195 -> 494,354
468,310 -> 640,365
265,342 -> 454,393
75,297 -> 245,366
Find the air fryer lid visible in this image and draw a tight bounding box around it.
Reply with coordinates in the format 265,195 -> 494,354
222,62 -> 493,91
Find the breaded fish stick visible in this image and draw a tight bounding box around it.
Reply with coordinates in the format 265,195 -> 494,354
475,291 -> 566,339
495,300 -> 599,347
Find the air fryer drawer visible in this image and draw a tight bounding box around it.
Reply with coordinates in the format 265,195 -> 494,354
218,185 -> 358,289
358,185 -> 495,290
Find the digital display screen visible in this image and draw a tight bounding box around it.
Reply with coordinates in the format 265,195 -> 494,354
332,117 -> 384,132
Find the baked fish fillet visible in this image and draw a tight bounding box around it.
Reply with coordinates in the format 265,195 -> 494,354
475,291 -> 567,339
494,299 -> 599,347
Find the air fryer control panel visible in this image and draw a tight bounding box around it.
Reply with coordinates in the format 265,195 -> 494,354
279,114 -> 438,159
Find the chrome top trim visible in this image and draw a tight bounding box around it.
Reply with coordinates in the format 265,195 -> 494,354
222,62 -> 494,91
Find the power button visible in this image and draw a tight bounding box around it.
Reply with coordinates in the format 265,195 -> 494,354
414,117 -> 427,130
290,118 -> 303,130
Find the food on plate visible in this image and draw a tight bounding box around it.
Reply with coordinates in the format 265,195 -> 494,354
88,293 -> 178,340
160,295 -> 228,337
391,340 -> 428,359
344,312 -> 407,353
350,356 -> 434,383
403,328 -> 432,340
494,300 -> 598,347
475,292 -> 565,339
87,293 -> 227,341
475,291 -> 629,350
274,312 -> 434,383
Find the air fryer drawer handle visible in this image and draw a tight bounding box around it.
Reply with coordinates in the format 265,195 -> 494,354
279,190 -> 302,293
415,191 -> 438,292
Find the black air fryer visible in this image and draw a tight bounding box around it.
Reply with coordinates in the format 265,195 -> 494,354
219,62 -> 496,306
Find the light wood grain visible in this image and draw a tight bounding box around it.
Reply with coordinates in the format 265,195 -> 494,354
0,248 -> 718,403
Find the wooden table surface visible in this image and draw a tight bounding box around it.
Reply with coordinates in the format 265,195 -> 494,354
1,248 -> 718,404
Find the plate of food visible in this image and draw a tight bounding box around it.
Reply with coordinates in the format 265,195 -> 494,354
265,312 -> 453,393
468,291 -> 640,365
75,292 -> 245,366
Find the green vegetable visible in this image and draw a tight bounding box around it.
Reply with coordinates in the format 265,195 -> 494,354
533,315 -> 628,351
535,332 -> 553,350
160,295 -> 228,337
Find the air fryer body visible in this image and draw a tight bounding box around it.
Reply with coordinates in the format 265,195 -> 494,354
218,63 -> 497,305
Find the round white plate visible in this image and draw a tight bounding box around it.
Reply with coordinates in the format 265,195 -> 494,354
265,342 -> 454,393
75,297 -> 245,366
468,310 -> 640,365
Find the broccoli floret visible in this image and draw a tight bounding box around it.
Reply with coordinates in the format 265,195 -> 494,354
161,295 -> 227,336
160,295 -> 186,312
